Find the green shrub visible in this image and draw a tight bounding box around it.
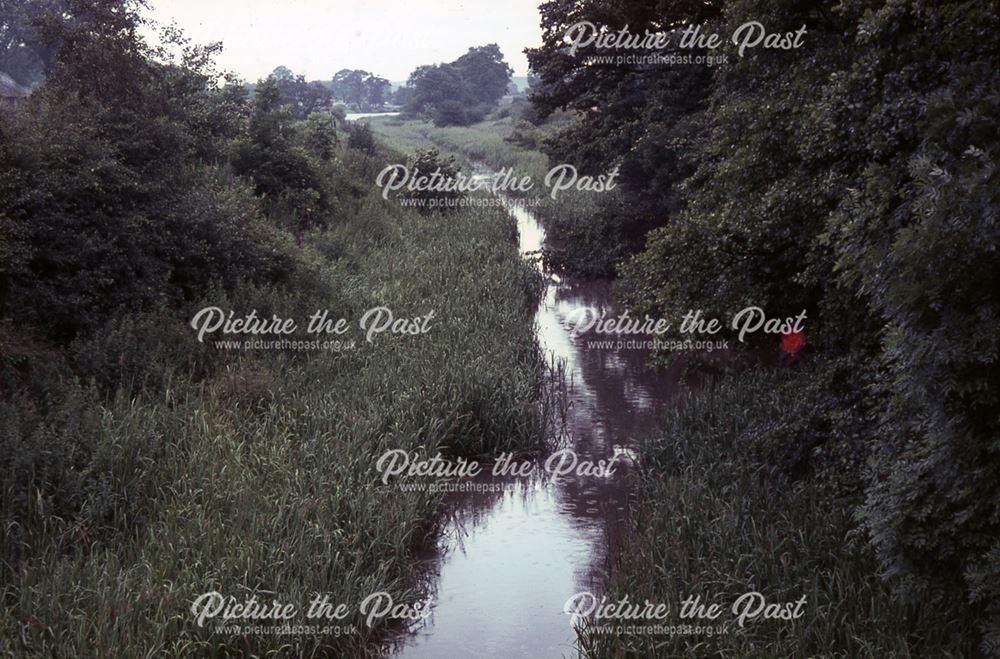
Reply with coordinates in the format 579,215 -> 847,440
347,121 -> 377,153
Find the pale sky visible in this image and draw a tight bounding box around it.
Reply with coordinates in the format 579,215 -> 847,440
144,0 -> 544,83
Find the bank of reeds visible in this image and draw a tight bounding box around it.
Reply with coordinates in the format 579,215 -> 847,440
1,139 -> 547,657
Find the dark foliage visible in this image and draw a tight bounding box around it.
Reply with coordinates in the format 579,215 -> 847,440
0,2 -> 296,340
530,0 -> 1000,651
403,44 -> 513,125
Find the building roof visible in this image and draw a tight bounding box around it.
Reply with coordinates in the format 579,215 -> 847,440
0,72 -> 31,99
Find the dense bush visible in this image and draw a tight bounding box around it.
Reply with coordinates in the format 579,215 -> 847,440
229,76 -> 334,235
0,6 -> 297,340
530,0 -> 1000,651
346,120 -> 377,153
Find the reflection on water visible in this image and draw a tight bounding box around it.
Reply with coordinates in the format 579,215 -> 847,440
393,197 -> 682,658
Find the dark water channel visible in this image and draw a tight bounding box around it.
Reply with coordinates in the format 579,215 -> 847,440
392,193 -> 684,658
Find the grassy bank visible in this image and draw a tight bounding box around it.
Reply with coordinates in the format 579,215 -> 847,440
578,369 -> 979,658
1,138 -> 546,656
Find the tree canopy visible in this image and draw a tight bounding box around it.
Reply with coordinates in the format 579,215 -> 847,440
330,68 -> 391,110
266,65 -> 334,119
403,44 -> 513,125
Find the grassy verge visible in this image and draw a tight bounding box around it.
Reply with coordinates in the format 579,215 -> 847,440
1,142 -> 546,656
578,369 -> 978,658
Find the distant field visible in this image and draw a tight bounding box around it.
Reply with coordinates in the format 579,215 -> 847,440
364,115 -> 549,180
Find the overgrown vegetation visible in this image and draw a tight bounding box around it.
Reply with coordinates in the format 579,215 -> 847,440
526,0 -> 1000,654
581,371 -> 979,658
0,1 -> 545,655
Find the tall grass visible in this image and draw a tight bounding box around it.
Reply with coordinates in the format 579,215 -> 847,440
577,370 -> 978,658
1,143 -> 547,656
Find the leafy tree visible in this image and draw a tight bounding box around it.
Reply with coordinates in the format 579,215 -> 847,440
269,66 -> 332,119
271,64 -> 294,80
0,0 -> 64,86
452,44 -> 513,105
329,68 -> 389,110
365,74 -> 390,108
404,44 -> 513,124
525,0 -> 716,274
302,111 -> 337,161
330,68 -> 367,107
432,99 -> 474,127
405,63 -> 470,113
390,84 -> 414,106
346,120 -> 375,154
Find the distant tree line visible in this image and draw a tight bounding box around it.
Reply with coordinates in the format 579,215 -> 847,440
250,66 -> 393,119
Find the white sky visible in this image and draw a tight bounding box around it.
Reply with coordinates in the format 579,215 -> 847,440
144,0 -> 544,82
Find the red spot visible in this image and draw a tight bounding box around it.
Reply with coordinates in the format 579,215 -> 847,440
781,330 -> 806,356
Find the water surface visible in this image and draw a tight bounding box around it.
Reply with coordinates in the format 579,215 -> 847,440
393,196 -> 682,658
